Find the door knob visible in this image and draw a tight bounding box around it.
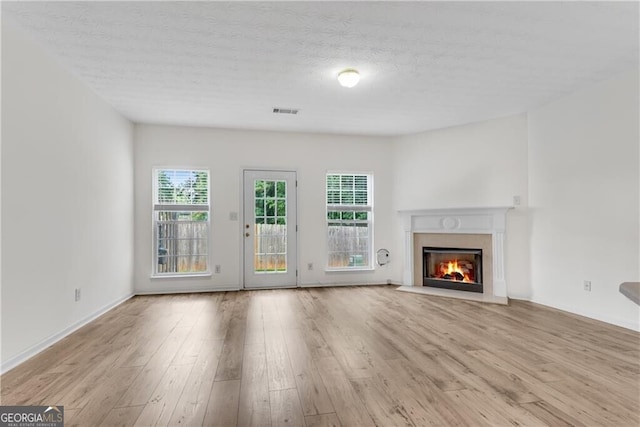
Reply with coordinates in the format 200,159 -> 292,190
245,232 -> 250,237
245,224 -> 250,229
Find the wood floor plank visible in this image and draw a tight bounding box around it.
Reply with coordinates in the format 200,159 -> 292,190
351,351 -> 450,427
214,294 -> 248,381
67,366 -> 142,426
349,377 -> 414,427
385,345 -> 464,392
167,339 -> 225,426
528,380 -> 627,425
321,288 -> 405,361
293,291 -> 339,359
0,372 -> 63,405
245,293 -> 266,345
59,349 -> 128,409
208,293 -> 237,341
263,315 -> 297,391
314,356 -> 375,426
444,389 -> 543,426
237,341 -> 271,427
386,358 -> 479,426
115,327 -> 170,369
7,323 -> 138,406
171,328 -> 207,366
312,317 -> 373,379
304,413 -> 341,427
99,406 -> 145,427
451,349 -> 540,404
281,327 -> 335,416
520,400 -> 586,427
115,325 -> 191,407
536,344 -> 640,388
544,377 -> 635,425
133,363 -> 194,426
269,388 -> 305,427
203,380 -> 241,427
57,409 -> 79,427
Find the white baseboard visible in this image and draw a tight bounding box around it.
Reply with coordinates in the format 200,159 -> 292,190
504,293 -> 532,301
135,286 -> 240,295
299,281 -> 387,288
0,293 -> 134,374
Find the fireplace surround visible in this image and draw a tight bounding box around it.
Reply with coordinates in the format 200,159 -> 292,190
399,207 -> 511,301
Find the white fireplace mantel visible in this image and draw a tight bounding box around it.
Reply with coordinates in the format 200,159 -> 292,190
399,206 -> 512,298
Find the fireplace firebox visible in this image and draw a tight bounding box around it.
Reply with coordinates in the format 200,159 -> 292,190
423,247 -> 483,293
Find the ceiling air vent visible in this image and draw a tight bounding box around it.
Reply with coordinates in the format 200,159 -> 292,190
273,107 -> 299,115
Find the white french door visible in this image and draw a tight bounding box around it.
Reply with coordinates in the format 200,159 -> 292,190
243,170 -> 297,289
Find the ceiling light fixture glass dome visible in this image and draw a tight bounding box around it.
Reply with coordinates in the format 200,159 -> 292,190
337,68 -> 360,88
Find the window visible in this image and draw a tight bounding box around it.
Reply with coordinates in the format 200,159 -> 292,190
326,173 -> 373,269
153,169 -> 209,276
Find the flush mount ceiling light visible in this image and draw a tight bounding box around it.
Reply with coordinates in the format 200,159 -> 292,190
337,68 -> 360,88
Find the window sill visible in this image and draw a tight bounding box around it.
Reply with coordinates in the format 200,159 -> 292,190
151,273 -> 212,279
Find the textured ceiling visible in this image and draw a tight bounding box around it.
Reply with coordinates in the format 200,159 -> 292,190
3,1 -> 638,136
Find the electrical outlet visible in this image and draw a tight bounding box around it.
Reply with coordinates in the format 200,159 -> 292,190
583,280 -> 591,292
75,288 -> 81,302
307,262 -> 313,271
215,265 -> 221,274
513,195 -> 521,206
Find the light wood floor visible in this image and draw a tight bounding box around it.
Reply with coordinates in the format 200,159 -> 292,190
1,286 -> 639,426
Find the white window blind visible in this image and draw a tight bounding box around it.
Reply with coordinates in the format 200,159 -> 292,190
153,169 -> 210,275
326,173 -> 373,269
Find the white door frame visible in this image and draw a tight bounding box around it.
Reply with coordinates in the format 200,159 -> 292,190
242,169 -> 298,289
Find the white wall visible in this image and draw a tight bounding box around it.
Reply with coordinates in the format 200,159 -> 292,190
134,124 -> 395,293
1,24 -> 135,370
391,114 -> 531,298
528,69 -> 640,331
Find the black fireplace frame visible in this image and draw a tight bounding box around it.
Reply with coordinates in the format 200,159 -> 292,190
423,247 -> 483,293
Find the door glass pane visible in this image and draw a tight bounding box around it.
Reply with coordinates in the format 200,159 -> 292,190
254,179 -> 287,274
265,180 -> 275,197
255,180 -> 265,198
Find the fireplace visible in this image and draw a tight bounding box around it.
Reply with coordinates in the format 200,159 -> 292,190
400,207 -> 511,302
423,247 -> 483,293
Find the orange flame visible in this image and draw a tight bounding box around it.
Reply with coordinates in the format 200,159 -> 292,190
439,260 -> 472,282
